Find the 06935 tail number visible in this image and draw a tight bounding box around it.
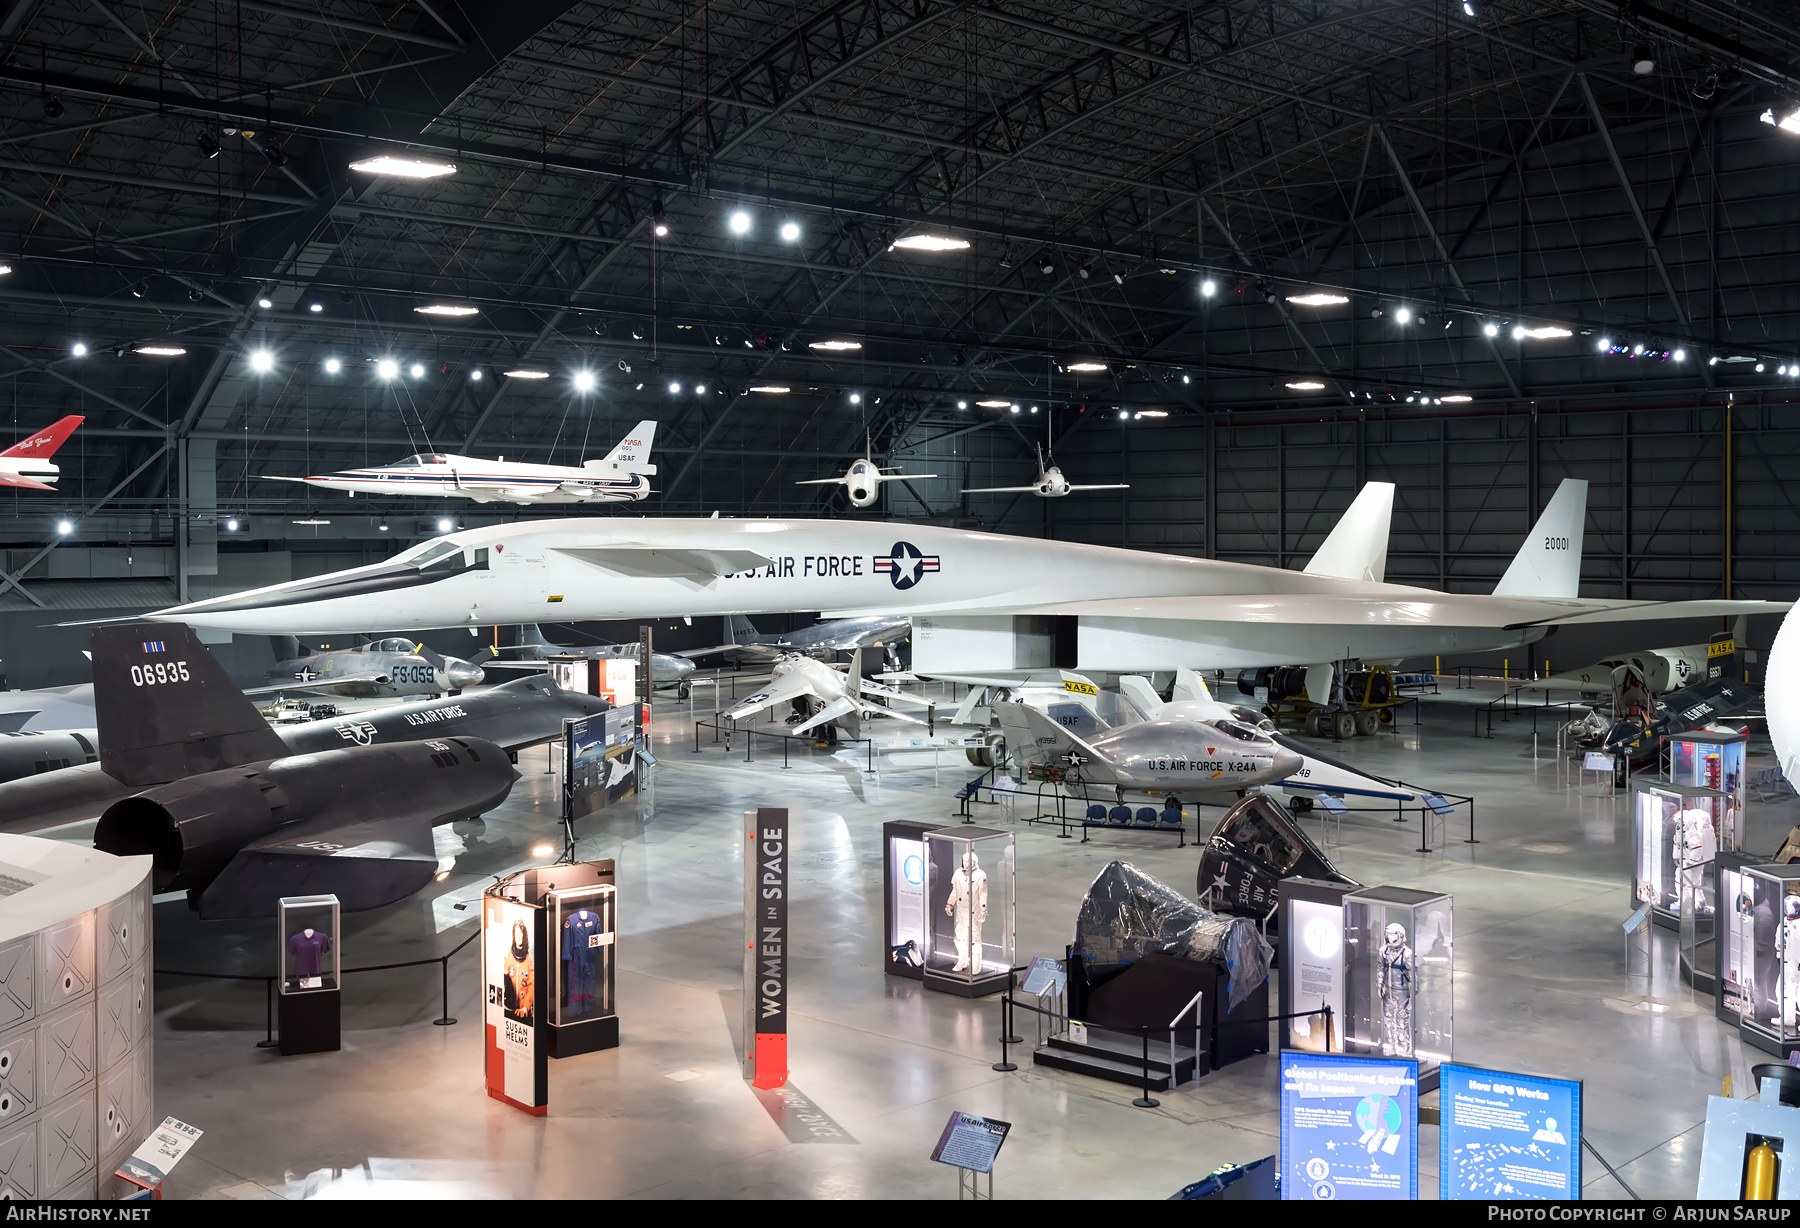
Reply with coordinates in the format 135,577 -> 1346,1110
130,661 -> 190,686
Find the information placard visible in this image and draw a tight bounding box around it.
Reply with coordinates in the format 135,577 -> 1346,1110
1279,1051 -> 1419,1200
1439,1063 -> 1582,1200
930,1112 -> 1011,1174
1020,956 -> 1067,998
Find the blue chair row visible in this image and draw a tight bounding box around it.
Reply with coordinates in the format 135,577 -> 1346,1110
1083,803 -> 1184,829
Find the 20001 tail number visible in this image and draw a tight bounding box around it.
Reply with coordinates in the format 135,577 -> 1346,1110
1543,536 -> 1570,550
130,661 -> 190,686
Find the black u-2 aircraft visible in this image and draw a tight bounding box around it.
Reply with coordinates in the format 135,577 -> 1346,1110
62,622 -> 533,919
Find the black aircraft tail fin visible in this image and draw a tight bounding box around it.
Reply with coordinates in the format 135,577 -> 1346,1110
92,621 -> 287,786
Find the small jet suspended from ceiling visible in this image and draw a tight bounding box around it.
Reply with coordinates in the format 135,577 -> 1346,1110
962,444 -> 1128,498
795,433 -> 935,508
269,420 -> 658,505
0,415 -> 83,490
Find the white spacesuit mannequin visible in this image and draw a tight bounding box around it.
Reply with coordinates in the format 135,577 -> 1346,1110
1783,894 -> 1800,1030
946,849 -> 989,973
1376,922 -> 1414,1057
1676,807 -> 1716,871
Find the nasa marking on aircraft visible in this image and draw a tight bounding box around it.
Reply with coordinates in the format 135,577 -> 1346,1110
269,420 -> 658,505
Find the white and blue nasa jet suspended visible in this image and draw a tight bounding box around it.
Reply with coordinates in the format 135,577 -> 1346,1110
270,420 -> 658,505
136,480 -> 1789,672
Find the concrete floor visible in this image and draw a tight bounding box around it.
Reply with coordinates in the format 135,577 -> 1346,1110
142,684 -> 1800,1200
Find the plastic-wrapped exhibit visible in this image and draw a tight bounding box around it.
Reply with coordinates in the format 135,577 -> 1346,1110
1075,860 -> 1274,1007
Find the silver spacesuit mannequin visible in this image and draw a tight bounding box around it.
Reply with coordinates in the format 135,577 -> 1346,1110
946,849 -> 989,973
1376,922 -> 1414,1057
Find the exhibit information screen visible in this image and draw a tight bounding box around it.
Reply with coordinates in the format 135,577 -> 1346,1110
930,1112 -> 1011,1174
1439,1064 -> 1581,1200
1285,897 -> 1344,1052
1279,1051 -> 1419,1200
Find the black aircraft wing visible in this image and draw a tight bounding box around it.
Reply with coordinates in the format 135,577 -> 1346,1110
199,810 -> 438,917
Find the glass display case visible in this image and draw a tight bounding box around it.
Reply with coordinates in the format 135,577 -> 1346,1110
922,826 -> 1014,997
1633,783 -> 1728,929
1680,853 -> 1718,995
276,894 -> 340,1056
278,894 -> 339,993
1738,865 -> 1800,1058
882,819 -> 939,980
1667,731 -> 1748,854
548,884 -> 616,1027
1276,877 -> 1357,1054
1717,852 -> 1763,1024
1342,886 -> 1453,1091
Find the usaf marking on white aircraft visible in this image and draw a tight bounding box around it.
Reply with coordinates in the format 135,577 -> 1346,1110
720,653 -> 934,739
795,434 -> 935,508
269,420 -> 658,505
996,699 -> 1301,795
139,481 -> 1788,671
1536,645 -> 1708,695
962,445 -> 1128,498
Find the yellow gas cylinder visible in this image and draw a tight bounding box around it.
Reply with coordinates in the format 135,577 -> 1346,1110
1745,1140 -> 1779,1200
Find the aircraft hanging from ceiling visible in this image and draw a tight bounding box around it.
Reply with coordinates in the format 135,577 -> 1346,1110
269,420 -> 658,505
136,482 -> 1790,672
0,415 -> 83,490
794,433 -> 935,507
962,444 -> 1128,498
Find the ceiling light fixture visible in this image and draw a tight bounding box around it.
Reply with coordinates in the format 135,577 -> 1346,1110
377,359 -> 400,380
1441,394 -> 1473,403
976,400 -> 1010,408
1138,410 -> 1168,418
890,234 -> 969,252
1285,380 -> 1326,391
1200,279 -> 1217,297
779,221 -> 801,242
292,518 -> 331,526
728,210 -> 752,235
249,349 -> 274,373
0,264 -> 11,276
1482,322 -> 1500,337
1519,325 -> 1573,340
1393,307 -> 1412,324
324,357 -> 342,373
749,386 -> 790,394
573,371 -> 596,392
1631,44 -> 1655,76
133,345 -> 186,356
470,369 -> 482,381
1672,349 -> 1686,362
349,155 -> 456,178
668,382 -> 682,394
1286,292 -> 1349,307
257,297 -> 273,309
504,369 -> 550,379
308,302 -> 322,313
438,518 -> 454,532
56,520 -> 73,535
415,304 -> 479,317
695,383 -> 707,394
409,362 -> 425,378
848,393 -> 862,404
70,343 -> 88,357
1067,361 -> 1107,372
957,400 -> 968,409
809,339 -> 861,351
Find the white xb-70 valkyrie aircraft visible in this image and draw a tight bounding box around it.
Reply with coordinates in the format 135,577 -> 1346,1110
139,478 -> 1788,672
